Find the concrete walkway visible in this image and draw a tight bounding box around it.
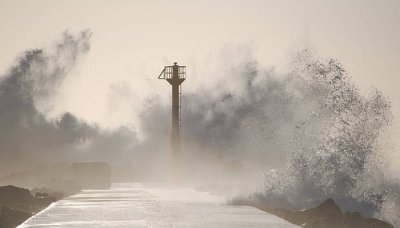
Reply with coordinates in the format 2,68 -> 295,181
19,183 -> 298,228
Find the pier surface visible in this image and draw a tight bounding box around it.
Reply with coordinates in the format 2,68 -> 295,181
20,183 -> 298,227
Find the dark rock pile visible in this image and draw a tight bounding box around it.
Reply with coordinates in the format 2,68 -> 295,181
0,162 -> 112,227
0,162 -> 111,195
0,207 -> 31,228
0,185 -> 56,228
31,188 -> 65,201
232,198 -> 393,228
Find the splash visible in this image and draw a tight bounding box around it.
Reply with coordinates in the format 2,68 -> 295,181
151,49 -> 399,226
258,51 -> 399,225
0,32 -> 398,225
0,30 -> 94,173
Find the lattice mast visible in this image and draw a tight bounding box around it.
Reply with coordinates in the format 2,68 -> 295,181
158,62 -> 186,180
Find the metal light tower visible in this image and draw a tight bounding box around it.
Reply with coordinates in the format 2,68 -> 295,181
158,62 -> 186,181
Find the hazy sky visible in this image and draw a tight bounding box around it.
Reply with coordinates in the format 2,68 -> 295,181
0,0 -> 399,129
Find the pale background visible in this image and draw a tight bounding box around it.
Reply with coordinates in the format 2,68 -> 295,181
0,0 -> 399,159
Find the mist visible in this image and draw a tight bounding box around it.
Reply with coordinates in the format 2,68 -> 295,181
0,30 -> 93,173
0,31 -> 138,177
0,31 -> 399,226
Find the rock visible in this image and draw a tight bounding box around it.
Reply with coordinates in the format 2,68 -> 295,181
0,162 -> 82,195
293,199 -> 393,228
0,186 -> 34,212
232,197 -> 394,228
0,206 -> 32,228
0,162 -> 112,193
33,193 -> 56,208
0,185 -> 57,214
343,211 -> 393,228
34,192 -> 49,198
0,185 -> 58,227
294,199 -> 343,227
31,188 -> 65,200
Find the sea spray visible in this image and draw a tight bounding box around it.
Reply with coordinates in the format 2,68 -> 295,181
259,51 -> 399,225
0,34 -> 398,225
176,49 -> 398,225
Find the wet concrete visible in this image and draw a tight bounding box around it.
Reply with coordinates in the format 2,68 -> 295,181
19,183 -> 298,227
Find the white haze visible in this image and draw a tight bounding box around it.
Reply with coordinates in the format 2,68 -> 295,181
0,30 -> 399,225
